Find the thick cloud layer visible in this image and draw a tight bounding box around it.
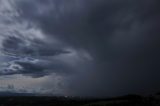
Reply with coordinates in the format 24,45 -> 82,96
0,0 -> 160,97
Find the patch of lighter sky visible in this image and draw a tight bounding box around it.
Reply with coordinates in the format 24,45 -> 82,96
0,73 -> 65,95
0,0 -> 47,47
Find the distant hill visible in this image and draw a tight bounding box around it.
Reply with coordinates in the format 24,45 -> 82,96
0,91 -> 35,96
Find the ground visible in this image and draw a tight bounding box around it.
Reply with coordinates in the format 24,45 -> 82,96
0,94 -> 160,106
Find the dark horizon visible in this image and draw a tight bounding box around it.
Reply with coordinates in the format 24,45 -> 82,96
0,0 -> 160,97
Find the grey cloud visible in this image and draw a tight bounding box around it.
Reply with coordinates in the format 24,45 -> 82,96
16,0 -> 160,60
0,56 -> 75,78
17,0 -> 160,97
0,0 -> 160,97
0,34 -> 74,77
1,36 -> 70,57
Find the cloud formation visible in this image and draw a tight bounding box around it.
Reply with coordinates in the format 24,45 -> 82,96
0,0 -> 160,97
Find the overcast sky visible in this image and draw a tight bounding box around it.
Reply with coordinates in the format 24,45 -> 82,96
0,0 -> 160,97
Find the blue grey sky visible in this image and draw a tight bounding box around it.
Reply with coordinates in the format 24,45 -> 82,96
0,0 -> 160,97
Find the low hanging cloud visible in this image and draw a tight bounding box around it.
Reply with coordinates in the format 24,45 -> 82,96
0,31 -> 73,77
0,0 -> 160,97
0,35 -> 81,77
1,36 -> 70,57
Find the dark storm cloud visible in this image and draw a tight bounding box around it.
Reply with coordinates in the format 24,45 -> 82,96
1,36 -> 70,57
0,60 -> 49,77
1,0 -> 160,97
16,0 -> 160,60
0,55 -> 74,78
0,34 -> 72,77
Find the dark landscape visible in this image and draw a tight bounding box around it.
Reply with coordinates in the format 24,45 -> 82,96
0,0 -> 160,106
0,93 -> 160,106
